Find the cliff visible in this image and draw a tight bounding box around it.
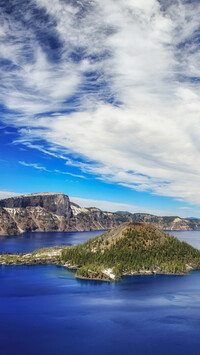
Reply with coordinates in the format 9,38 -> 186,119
0,192 -> 200,236
130,213 -> 200,230
0,193 -> 123,235
0,192 -> 72,217
0,207 -> 19,235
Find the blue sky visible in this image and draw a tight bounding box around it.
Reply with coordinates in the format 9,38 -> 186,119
1,0 -> 200,217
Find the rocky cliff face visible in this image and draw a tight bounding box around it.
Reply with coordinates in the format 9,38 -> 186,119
0,193 -> 124,235
0,192 -> 200,236
0,193 -> 72,235
0,207 -> 19,235
0,192 -> 72,217
68,205 -> 125,231
130,213 -> 200,230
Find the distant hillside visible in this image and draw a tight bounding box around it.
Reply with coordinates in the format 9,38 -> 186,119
0,192 -> 200,235
187,217 -> 200,220
130,213 -> 200,230
61,222 -> 200,280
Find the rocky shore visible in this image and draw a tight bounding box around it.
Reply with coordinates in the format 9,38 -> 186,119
0,246 -> 197,281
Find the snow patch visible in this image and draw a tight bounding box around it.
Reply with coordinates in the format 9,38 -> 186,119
103,268 -> 116,280
71,205 -> 89,216
4,208 -> 19,215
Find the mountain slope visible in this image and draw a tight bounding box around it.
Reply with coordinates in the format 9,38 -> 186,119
1,223 -> 200,282
0,193 -> 124,235
61,223 -> 200,280
0,207 -> 19,235
0,193 -> 71,234
0,192 -> 72,217
1,192 -> 200,235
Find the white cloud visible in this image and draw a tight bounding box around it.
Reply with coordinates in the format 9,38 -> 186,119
1,1 -> 200,205
179,206 -> 192,211
19,160 -> 86,179
70,196 -> 178,217
0,191 -> 21,200
54,169 -> 86,179
0,190 -> 197,218
19,161 -> 50,171
70,195 -> 169,215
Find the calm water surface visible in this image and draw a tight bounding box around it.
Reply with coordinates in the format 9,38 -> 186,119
171,230 -> 200,250
0,230 -> 105,254
1,230 -> 200,355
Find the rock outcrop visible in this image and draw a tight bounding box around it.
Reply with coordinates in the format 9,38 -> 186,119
0,192 -> 72,217
0,207 -> 19,235
130,213 -> 200,230
0,193 -> 124,235
0,192 -> 200,236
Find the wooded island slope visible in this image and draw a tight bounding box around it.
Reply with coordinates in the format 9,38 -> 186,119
1,223 -> 200,281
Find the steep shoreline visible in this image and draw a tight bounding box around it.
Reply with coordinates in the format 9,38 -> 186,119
1,192 -> 200,236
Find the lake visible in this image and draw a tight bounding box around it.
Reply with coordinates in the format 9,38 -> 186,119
0,230 -> 106,254
171,230 -> 200,250
1,230 -> 200,355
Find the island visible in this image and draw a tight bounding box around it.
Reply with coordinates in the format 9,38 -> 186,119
1,222 -> 200,281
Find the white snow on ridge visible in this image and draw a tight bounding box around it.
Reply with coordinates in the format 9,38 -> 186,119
71,204 -> 89,216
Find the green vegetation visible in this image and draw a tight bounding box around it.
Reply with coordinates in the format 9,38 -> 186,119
1,223 -> 200,281
0,246 -> 65,265
61,223 -> 200,280
76,265 -> 111,281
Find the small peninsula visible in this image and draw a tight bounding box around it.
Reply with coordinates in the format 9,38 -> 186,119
1,223 -> 200,281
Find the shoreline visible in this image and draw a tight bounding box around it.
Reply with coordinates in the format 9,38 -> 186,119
2,228 -> 200,238
0,246 -> 198,282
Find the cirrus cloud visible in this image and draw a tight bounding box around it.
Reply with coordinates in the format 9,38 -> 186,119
1,0 -> 200,205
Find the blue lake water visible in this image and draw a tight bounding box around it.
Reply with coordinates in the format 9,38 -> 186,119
171,230 -> 200,250
1,230 -> 200,355
0,230 -> 105,254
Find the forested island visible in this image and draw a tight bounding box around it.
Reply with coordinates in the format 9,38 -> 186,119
1,223 -> 200,281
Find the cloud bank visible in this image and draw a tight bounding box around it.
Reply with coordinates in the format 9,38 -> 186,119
70,196 -> 174,216
1,0 -> 200,204
0,191 -> 21,200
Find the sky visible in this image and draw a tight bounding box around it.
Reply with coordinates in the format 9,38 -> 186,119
1,0 -> 200,217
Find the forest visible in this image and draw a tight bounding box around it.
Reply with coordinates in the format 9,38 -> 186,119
61,223 -> 200,280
